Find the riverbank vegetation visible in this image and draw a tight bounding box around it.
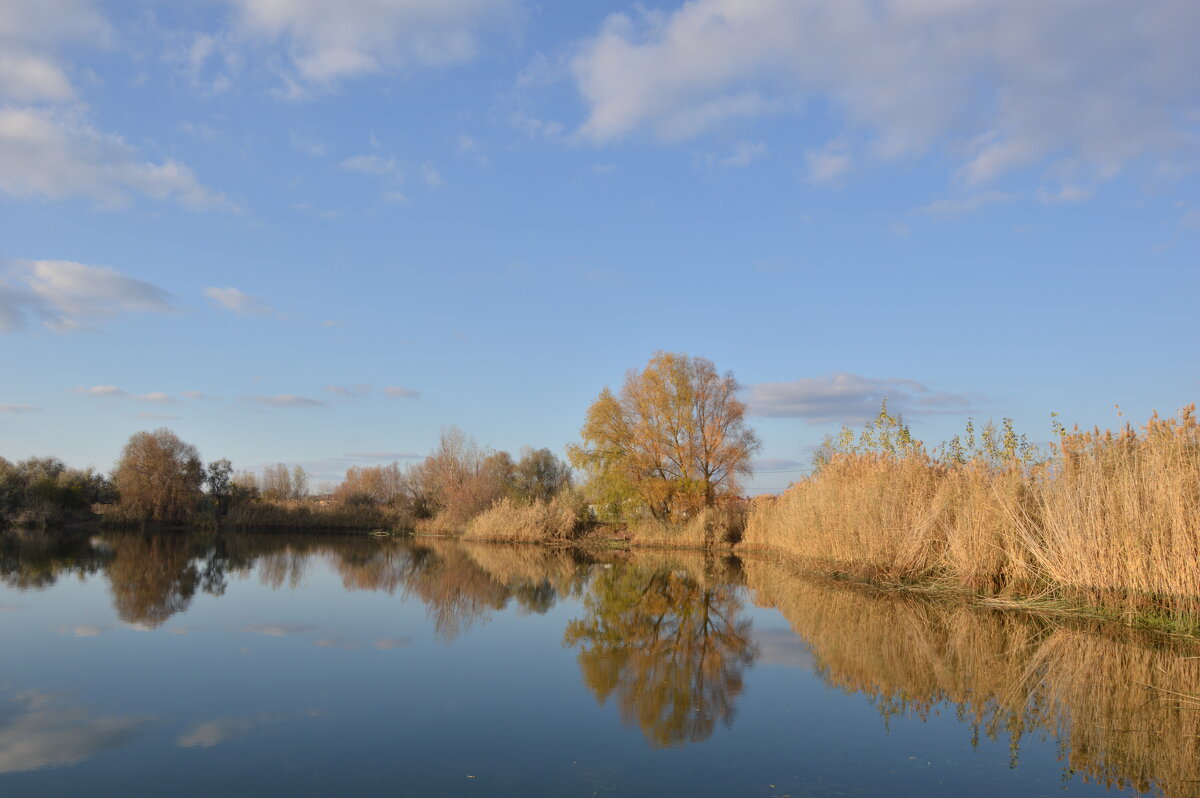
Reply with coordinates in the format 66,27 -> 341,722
741,401 -> 1200,631
5,349 -> 1199,633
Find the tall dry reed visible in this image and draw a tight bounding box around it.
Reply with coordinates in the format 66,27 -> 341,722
742,405 -> 1200,625
461,497 -> 580,543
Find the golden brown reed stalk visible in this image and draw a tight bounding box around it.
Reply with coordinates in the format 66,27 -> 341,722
744,557 -> 1200,798
460,497 -> 579,543
741,405 -> 1200,626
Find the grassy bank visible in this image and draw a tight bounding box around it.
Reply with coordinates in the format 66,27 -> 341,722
740,405 -> 1200,632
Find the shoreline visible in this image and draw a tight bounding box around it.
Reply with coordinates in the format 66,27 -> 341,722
9,519 -> 1200,640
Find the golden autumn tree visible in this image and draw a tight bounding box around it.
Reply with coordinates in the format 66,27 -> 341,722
569,352 -> 760,520
113,429 -> 204,522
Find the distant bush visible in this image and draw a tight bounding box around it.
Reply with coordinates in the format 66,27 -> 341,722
0,456 -> 114,528
224,499 -> 410,533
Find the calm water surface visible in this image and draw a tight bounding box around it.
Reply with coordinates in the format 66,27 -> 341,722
1,531 -> 1198,797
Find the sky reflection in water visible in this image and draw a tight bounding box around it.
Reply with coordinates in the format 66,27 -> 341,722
1,530 -> 1197,797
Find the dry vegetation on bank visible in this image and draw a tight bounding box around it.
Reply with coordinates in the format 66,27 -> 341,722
741,404 -> 1200,629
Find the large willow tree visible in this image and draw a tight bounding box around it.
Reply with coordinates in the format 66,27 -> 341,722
114,429 -> 204,522
570,352 -> 760,520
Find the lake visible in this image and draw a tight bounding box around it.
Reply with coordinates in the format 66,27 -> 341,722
1,531 -> 1198,797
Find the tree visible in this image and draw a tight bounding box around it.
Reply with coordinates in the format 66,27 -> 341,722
512,447 -> 572,504
205,459 -> 233,516
569,352 -> 760,520
113,429 -> 204,522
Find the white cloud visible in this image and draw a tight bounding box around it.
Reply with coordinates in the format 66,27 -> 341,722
226,0 -> 517,91
71,386 -> 181,405
324,384 -> 371,398
181,391 -> 218,400
571,0 -> 1200,187
0,404 -> 42,413
0,108 -> 233,211
71,385 -> 128,398
510,111 -> 565,139
244,395 -> 329,408
0,0 -> 110,102
135,392 -> 180,406
382,386 -> 419,398
1,260 -> 175,334
421,164 -> 443,187
805,141 -> 851,184
1182,208 -> 1200,231
339,154 -> 402,180
746,373 -> 972,425
1036,185 -> 1093,204
204,286 -> 272,315
710,140 -> 766,169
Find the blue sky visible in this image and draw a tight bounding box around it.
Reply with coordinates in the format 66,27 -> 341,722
1,0 -> 1198,492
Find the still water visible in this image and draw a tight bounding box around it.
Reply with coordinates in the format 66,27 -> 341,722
1,531 -> 1198,797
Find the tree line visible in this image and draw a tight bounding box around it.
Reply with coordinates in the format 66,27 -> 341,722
2,352 -> 760,533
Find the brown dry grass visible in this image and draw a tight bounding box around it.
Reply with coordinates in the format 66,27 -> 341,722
629,504 -> 748,549
460,497 -> 580,543
742,406 -> 1200,627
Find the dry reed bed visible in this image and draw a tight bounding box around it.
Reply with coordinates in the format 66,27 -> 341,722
460,497 -> 579,543
741,406 -> 1200,627
744,558 -> 1200,797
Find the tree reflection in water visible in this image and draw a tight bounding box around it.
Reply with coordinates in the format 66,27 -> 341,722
564,564 -> 757,748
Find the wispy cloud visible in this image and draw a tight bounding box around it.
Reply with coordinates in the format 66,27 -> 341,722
0,0 -> 110,103
324,384 -> 371,398
226,0 -> 518,93
343,451 -> 422,460
570,0 -> 1200,191
340,154 -> 402,180
244,395 -> 328,408
708,140 -> 767,169
746,373 -> 974,425
204,286 -> 272,315
0,108 -> 233,211
71,386 -> 182,405
805,140 -> 851,184
0,404 -> 42,413
382,386 -> 419,398
1,259 -> 176,334
918,191 -> 1015,218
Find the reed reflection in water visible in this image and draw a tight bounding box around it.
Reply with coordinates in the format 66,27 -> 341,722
746,557 -> 1200,798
